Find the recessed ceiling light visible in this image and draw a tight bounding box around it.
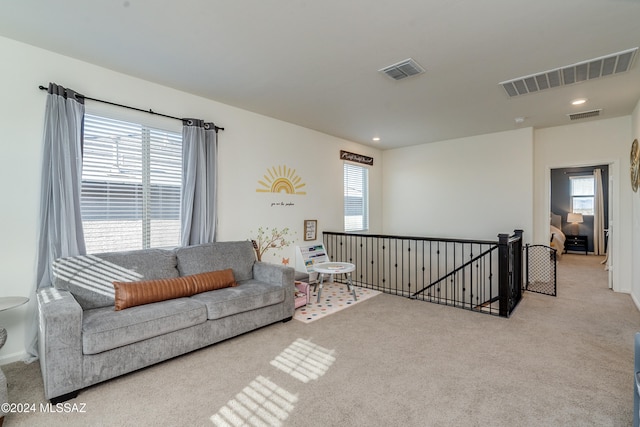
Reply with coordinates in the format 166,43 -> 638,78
372,137 -> 381,141
514,117 -> 526,124
571,98 -> 587,105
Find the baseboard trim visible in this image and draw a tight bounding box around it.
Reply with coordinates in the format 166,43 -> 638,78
632,292 -> 640,313
0,350 -> 29,366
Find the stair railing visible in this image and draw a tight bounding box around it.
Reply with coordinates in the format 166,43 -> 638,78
322,230 -> 523,317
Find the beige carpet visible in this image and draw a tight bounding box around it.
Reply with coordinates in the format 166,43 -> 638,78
3,254 -> 638,426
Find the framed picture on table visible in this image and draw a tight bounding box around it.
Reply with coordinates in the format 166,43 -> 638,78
304,220 -> 317,241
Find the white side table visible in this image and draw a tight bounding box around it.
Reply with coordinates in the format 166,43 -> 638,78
0,297 -> 29,349
313,262 -> 357,303
0,296 -> 28,426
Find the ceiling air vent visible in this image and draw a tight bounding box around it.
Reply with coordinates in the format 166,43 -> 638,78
499,47 -> 638,97
379,58 -> 425,81
567,109 -> 602,121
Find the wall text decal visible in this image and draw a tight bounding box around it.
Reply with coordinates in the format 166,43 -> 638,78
340,150 -> 374,165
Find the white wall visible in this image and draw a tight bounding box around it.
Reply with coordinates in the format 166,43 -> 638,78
215,113 -> 382,256
382,127 -> 534,242
631,99 -> 640,306
0,36 -> 382,363
533,116 -> 633,293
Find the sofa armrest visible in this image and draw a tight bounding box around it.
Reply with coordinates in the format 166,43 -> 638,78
252,262 -> 295,287
37,287 -> 83,400
253,262 -> 295,318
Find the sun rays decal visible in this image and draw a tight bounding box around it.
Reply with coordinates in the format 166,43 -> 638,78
256,165 -> 307,195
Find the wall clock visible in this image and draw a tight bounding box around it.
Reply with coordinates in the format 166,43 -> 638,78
631,139 -> 639,192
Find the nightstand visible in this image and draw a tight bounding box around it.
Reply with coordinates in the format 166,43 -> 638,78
565,235 -> 588,255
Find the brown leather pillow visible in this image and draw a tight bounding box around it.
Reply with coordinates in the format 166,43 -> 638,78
190,268 -> 238,294
113,269 -> 238,310
113,276 -> 193,311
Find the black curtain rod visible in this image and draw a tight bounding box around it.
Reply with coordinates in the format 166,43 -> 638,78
563,170 -> 598,175
38,85 -> 224,132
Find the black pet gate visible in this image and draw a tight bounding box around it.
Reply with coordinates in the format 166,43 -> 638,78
524,244 -> 557,297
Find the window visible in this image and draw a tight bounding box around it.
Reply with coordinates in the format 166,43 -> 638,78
344,163 -> 369,232
81,114 -> 182,253
570,175 -> 594,215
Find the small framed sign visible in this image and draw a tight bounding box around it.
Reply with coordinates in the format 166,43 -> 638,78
304,220 -> 317,241
340,150 -> 374,166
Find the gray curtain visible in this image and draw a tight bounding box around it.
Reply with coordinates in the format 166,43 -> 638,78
27,83 -> 87,361
180,119 -> 218,246
593,168 -> 605,255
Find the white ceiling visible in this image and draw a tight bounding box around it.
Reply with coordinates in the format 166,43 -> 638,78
1,0 -> 639,149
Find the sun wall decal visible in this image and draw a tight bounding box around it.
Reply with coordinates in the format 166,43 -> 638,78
256,165 -> 307,195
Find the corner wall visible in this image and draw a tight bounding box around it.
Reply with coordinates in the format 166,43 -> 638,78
632,99 -> 640,306
382,127 -> 534,242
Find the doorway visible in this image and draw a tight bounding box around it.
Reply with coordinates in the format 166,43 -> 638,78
549,164 -> 609,254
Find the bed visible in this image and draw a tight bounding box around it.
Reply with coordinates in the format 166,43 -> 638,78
550,212 -> 565,256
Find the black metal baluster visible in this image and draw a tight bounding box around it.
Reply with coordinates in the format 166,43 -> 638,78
320,231 -> 522,317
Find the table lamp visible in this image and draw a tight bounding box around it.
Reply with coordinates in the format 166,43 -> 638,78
567,212 -> 583,236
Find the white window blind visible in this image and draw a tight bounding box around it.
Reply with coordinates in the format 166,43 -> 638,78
81,114 -> 182,253
344,163 -> 369,232
570,175 -> 595,215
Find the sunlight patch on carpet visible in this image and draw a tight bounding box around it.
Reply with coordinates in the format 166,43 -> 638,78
293,282 -> 381,323
210,375 -> 298,427
270,338 -> 335,383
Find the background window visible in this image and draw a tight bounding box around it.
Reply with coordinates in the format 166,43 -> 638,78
344,163 -> 369,232
570,175 -> 594,215
81,114 -> 182,253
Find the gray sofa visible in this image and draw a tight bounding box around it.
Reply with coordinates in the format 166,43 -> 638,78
37,241 -> 294,402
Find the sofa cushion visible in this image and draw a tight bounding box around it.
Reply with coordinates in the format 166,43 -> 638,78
189,279 -> 285,320
113,269 -> 238,310
82,298 -> 207,355
176,241 -> 255,282
52,249 -> 178,310
97,249 -> 179,280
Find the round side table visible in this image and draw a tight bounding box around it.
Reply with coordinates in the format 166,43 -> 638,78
0,296 -> 27,427
313,262 -> 357,303
0,297 -> 29,349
